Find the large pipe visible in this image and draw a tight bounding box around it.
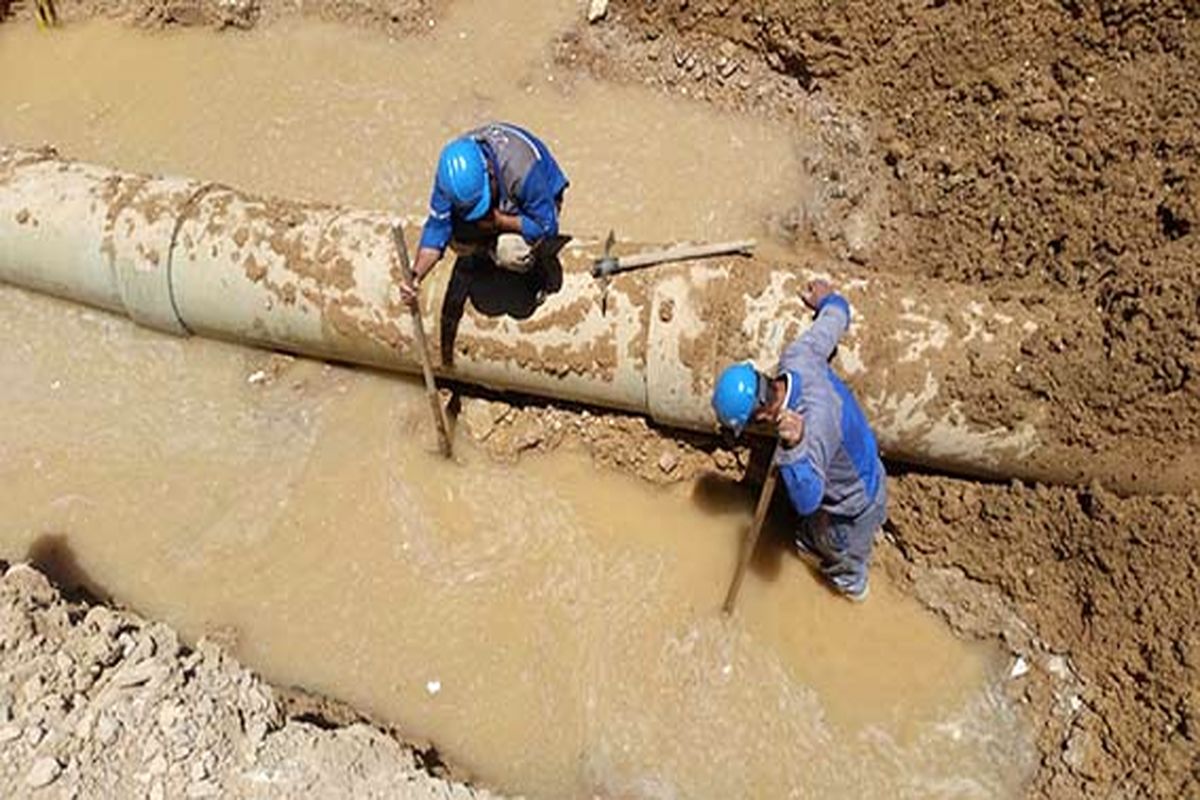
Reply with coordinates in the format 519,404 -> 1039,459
0,147 -> 1193,495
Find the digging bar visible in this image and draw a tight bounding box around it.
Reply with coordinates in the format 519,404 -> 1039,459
722,464 -> 779,615
392,225 -> 453,459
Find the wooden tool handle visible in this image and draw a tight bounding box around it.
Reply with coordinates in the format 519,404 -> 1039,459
722,465 -> 779,615
615,238 -> 756,272
392,226 -> 453,459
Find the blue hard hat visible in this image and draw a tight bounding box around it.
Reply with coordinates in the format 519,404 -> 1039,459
436,137 -> 491,222
712,362 -> 765,435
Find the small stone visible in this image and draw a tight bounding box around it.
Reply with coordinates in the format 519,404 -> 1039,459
147,754 -> 168,776
26,724 -> 45,746
1008,656 -> 1029,679
658,451 -> 679,473
425,680 -> 441,696
84,606 -> 120,637
26,757 -> 61,789
586,0 -> 608,23
246,370 -> 268,385
186,779 -> 220,798
96,714 -> 119,745
74,712 -> 95,740
1062,721 -> 1098,776
22,675 -> 44,703
1046,654 -> 1070,679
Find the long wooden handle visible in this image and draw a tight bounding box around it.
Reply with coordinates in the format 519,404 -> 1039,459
392,226 -> 453,459
722,465 -> 779,615
613,239 -> 756,273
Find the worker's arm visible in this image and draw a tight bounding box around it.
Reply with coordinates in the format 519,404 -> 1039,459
400,247 -> 441,307
780,456 -> 826,517
775,397 -> 836,517
783,280 -> 851,364
514,161 -> 562,243
402,183 -> 459,306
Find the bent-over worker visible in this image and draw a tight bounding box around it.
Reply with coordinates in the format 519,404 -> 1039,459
400,122 -> 569,307
711,280 -> 887,602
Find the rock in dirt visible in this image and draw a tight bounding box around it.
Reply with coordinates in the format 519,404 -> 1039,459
25,757 -> 62,789
0,562 -> 508,800
587,0 -> 608,24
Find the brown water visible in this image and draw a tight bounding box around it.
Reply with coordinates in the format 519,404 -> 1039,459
0,5 -> 1034,798
0,286 -> 1032,797
0,2 -> 811,243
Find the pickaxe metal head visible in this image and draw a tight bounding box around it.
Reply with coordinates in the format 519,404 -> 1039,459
592,228 -> 619,279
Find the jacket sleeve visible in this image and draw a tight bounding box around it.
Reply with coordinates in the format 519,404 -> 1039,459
780,456 -> 825,516
418,182 -> 454,252
782,293 -> 851,364
516,161 -> 561,242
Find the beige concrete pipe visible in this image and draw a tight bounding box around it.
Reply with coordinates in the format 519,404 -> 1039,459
0,147 -> 1193,495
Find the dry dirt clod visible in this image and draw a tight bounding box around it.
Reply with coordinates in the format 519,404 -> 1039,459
25,757 -> 62,789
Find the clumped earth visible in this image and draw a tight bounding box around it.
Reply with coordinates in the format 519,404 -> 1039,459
1,0 -> 1198,798
0,563 -> 504,799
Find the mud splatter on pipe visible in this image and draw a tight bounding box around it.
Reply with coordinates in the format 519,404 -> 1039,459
0,147 -> 1193,495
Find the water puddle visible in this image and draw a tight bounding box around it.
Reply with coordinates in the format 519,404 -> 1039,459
0,4 -> 1034,797
1,286 -> 1032,797
0,2 -> 810,243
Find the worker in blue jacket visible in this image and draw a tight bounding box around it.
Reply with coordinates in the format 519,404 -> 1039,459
711,279 -> 887,601
401,122 -> 569,307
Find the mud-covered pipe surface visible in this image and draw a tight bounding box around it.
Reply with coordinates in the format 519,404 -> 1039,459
0,147 -> 1193,495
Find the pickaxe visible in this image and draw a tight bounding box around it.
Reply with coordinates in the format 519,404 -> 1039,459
593,230 -> 755,314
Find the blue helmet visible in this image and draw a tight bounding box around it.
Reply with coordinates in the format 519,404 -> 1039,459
436,137 -> 491,221
712,362 -> 765,435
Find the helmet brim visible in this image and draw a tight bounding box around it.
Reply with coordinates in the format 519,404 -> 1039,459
462,170 -> 491,222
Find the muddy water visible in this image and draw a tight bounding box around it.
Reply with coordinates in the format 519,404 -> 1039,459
0,286 -> 1032,797
1,5 -> 1032,798
0,3 -> 810,244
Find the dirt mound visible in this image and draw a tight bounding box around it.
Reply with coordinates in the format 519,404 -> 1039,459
571,1 -> 1200,462
0,562 -> 506,799
884,476 -> 1200,798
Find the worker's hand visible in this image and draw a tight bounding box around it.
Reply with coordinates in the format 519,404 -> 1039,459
776,408 -> 805,448
399,274 -> 421,308
802,279 -> 835,311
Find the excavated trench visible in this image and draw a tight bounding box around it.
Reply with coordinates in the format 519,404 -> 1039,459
1,1 -> 1198,798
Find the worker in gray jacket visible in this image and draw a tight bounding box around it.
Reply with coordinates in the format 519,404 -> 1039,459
711,280 -> 887,601
401,122 -> 569,307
